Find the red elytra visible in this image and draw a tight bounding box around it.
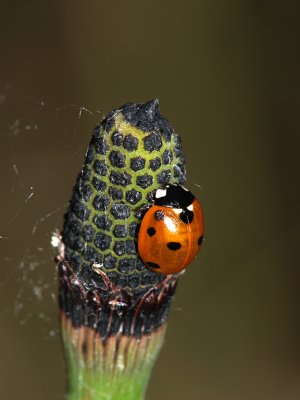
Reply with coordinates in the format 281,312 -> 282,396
138,195 -> 204,275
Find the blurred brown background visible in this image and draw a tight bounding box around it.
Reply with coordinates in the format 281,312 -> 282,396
0,1 -> 299,399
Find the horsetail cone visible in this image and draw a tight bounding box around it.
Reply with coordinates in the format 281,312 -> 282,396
56,99 -> 187,399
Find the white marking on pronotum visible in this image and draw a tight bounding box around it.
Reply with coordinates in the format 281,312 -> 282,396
155,188 -> 167,199
173,208 -> 183,214
187,204 -> 194,211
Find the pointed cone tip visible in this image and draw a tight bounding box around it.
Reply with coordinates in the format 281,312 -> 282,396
146,98 -> 159,111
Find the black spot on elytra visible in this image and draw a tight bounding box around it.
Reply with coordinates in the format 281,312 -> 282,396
198,235 -> 203,246
147,227 -> 156,236
167,242 -> 181,251
155,210 -> 165,221
146,262 -> 160,269
179,209 -> 194,224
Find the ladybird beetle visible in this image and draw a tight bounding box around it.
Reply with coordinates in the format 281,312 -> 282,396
138,184 -> 204,275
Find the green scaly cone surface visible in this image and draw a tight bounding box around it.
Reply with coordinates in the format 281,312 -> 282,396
57,99 -> 186,400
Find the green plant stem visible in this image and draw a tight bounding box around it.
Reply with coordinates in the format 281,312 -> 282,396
61,313 -> 166,400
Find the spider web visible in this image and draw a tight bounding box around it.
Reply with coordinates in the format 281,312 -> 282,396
0,83 -> 104,337
0,86 -> 204,338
